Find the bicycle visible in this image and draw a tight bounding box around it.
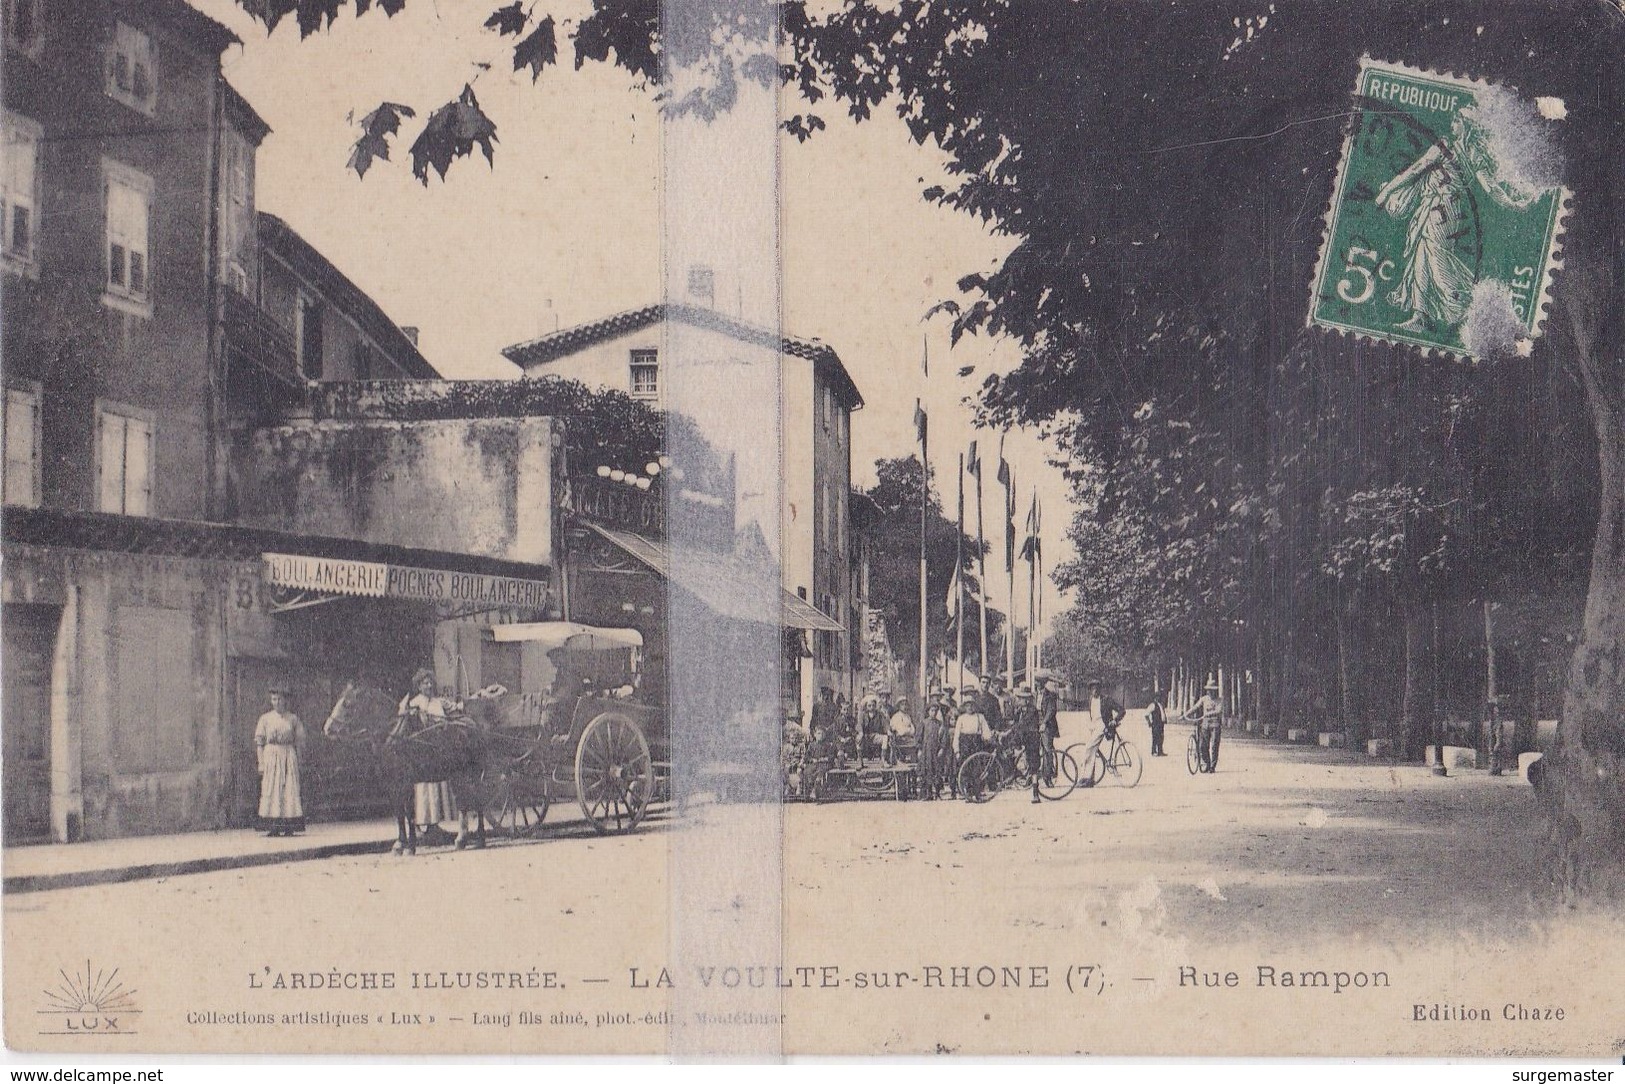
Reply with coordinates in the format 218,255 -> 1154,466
958,728 -> 1043,802
1063,724 -> 1143,788
1187,723 -> 1218,774
1034,736 -> 1080,800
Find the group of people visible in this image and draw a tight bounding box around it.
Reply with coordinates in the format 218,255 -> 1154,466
779,673 -> 1231,800
252,668 -> 466,842
781,673 -> 1071,802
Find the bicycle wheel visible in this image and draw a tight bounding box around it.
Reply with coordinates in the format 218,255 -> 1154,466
1036,748 -> 1079,800
958,751 -> 999,803
1009,747 -> 1035,790
1112,740 -> 1144,787
1063,742 -> 1105,788
1186,733 -> 1201,775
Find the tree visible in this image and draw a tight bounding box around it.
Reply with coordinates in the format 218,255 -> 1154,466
859,456 -> 998,689
238,0 -> 1625,885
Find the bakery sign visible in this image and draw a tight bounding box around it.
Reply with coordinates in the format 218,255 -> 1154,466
261,552 -> 551,610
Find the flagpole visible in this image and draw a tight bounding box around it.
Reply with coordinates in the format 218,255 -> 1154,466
1035,511 -> 1044,673
1000,434 -> 1015,691
916,398 -> 929,784
974,447 -> 987,682
956,452 -> 966,696
1027,491 -> 1037,690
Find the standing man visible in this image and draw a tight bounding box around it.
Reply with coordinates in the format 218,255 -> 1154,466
1183,677 -> 1224,772
922,688 -> 955,798
811,685 -> 838,757
979,674 -> 1006,735
1146,694 -> 1168,756
1011,686 -> 1044,803
1087,680 -> 1126,734
953,684 -> 991,796
1035,677 -> 1062,784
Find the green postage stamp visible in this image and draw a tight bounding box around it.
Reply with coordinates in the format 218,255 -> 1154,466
1310,58 -> 1569,359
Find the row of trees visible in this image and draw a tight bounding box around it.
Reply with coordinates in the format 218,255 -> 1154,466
236,0 -> 1624,882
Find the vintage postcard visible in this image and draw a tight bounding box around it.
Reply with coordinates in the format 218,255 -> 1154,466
3,0 -> 1622,1061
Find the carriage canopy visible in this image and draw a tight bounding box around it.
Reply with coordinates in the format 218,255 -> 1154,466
485,621 -> 645,652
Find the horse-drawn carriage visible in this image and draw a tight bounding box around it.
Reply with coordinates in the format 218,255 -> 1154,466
324,622 -> 668,852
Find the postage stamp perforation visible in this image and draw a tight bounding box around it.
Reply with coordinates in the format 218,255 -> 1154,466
1307,54 -> 1570,362
1529,185 -> 1574,345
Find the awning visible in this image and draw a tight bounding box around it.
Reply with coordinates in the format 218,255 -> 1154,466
580,523 -> 844,633
487,621 -> 644,651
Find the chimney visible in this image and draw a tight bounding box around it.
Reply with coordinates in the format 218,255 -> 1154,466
400,326 -> 419,346
540,298 -> 559,336
687,266 -> 715,307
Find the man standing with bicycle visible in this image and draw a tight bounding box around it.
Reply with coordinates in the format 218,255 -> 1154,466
1087,680 -> 1125,736
1184,677 -> 1224,772
1011,687 -> 1044,803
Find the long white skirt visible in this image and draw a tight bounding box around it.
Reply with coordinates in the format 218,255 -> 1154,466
258,744 -> 304,823
413,781 -> 458,824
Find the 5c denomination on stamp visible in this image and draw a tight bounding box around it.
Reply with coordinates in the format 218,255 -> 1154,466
1310,57 -> 1569,359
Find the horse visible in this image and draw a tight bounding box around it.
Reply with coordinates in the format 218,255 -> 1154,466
322,682 -> 494,856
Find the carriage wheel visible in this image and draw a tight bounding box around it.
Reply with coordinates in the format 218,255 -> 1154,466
484,766 -> 551,838
575,714 -> 652,834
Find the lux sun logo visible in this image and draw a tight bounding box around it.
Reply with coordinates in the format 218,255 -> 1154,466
38,960 -> 139,1036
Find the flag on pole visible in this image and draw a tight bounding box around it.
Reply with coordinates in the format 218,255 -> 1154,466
914,399 -> 928,446
997,438 -> 1014,574
966,439 -> 980,479
945,563 -> 961,626
1021,491 -> 1042,562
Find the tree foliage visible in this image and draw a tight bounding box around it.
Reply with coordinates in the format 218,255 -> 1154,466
860,456 -> 998,680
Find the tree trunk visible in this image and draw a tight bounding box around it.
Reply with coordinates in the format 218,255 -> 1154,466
1547,233 -> 1625,895
1337,593 -> 1357,741
1400,600 -> 1428,759
1550,392 -> 1625,895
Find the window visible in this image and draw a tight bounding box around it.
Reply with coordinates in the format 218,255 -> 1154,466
630,348 -> 658,399
103,161 -> 151,312
105,22 -> 155,114
2,113 -> 41,271
5,0 -> 44,56
296,293 -> 324,379
821,383 -> 832,431
3,384 -> 41,507
96,403 -> 154,516
228,139 -> 247,208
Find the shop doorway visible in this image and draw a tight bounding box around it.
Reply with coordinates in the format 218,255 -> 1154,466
3,604 -> 59,844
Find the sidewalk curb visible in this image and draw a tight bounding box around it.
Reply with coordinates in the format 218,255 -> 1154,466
3,837 -> 395,895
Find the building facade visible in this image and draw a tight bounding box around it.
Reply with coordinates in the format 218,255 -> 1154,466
0,0 -> 484,844
501,302 -> 865,718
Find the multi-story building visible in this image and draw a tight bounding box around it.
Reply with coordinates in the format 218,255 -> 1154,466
501,301 -> 864,718
0,0 -> 510,845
